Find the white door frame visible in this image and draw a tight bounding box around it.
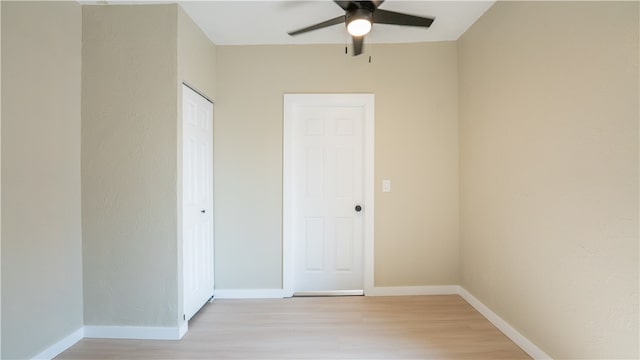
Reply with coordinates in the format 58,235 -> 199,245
283,93 -> 374,297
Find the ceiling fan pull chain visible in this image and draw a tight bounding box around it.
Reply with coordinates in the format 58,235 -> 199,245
345,30 -> 350,55
368,28 -> 372,63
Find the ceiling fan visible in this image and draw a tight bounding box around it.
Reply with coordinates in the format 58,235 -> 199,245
288,1 -> 435,56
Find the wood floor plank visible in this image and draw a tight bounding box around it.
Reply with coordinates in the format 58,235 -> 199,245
56,295 -> 530,359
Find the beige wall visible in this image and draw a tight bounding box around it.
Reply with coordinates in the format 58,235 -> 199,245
82,4 -> 217,328
1,2 -> 83,358
215,43 -> 459,289
82,4 -> 180,327
458,2 -> 639,359
178,6 -> 216,100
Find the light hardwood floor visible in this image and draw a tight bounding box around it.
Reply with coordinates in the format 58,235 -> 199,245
57,295 -> 531,359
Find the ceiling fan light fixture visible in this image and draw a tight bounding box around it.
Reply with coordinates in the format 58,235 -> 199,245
347,18 -> 372,36
346,8 -> 373,37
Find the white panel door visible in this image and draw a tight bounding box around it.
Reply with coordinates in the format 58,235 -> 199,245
291,104 -> 365,292
182,85 -> 214,321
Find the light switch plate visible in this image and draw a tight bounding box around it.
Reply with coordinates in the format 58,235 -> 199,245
382,179 -> 391,192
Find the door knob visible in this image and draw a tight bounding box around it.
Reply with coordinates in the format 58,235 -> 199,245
201,209 -> 206,213
355,205 -> 362,212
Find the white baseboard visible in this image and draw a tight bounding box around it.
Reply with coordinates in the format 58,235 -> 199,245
31,324 -> 187,358
213,288 -> 285,299
366,285 -> 460,296
458,287 -> 552,360
32,327 -> 84,360
178,321 -> 189,339
84,325 -> 185,340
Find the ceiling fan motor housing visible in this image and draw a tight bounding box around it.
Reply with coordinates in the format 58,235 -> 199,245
346,8 -> 373,27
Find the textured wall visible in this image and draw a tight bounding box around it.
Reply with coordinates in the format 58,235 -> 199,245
215,43 -> 459,289
458,2 -> 639,358
178,6 -> 216,101
1,2 -> 83,358
82,4 -> 180,327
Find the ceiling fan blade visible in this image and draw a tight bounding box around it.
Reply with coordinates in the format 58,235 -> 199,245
288,15 -> 346,36
373,9 -> 434,27
352,35 -> 364,56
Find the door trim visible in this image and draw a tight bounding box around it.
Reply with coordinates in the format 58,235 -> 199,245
283,93 -> 374,297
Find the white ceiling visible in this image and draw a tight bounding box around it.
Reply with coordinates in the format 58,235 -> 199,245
174,1 -> 494,46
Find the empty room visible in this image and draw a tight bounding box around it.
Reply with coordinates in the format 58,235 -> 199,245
1,1 -> 638,359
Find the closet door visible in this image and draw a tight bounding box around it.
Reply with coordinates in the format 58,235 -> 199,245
182,84 -> 214,321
